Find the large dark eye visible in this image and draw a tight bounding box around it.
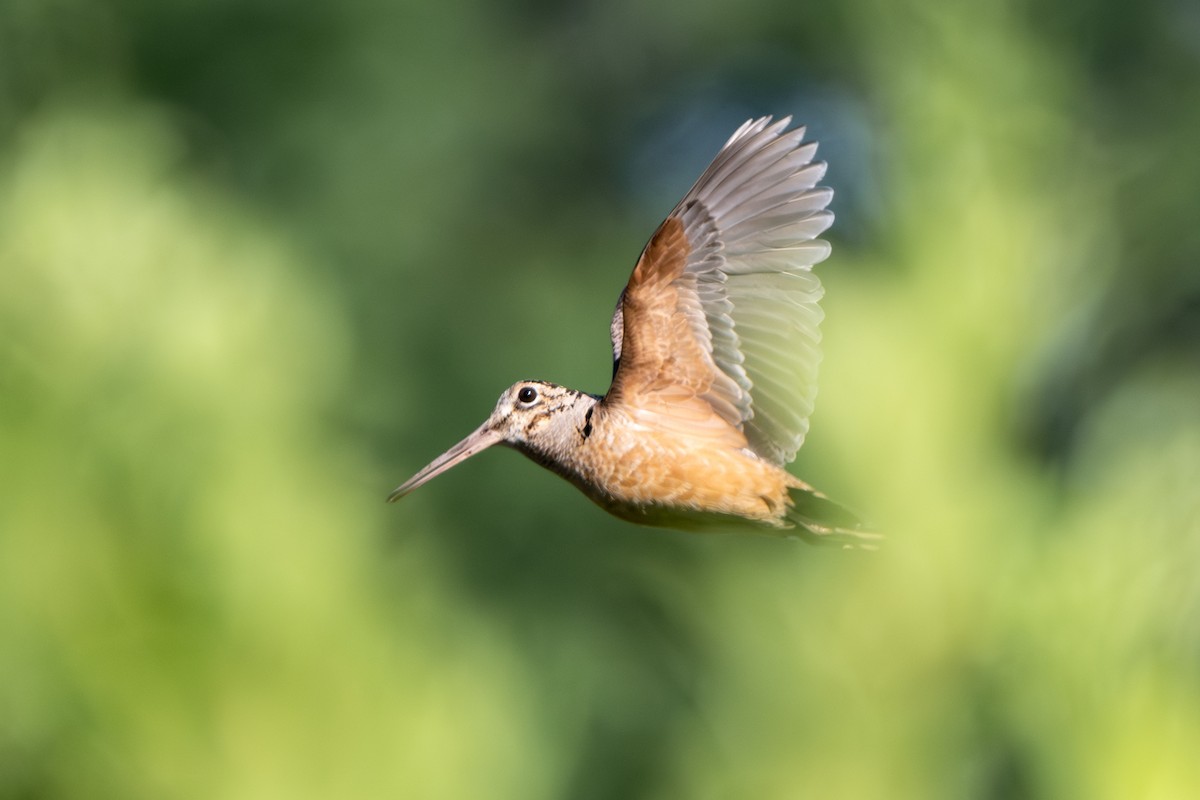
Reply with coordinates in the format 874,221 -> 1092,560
517,386 -> 538,404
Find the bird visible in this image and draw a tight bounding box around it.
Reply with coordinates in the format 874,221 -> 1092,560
389,116 -> 877,547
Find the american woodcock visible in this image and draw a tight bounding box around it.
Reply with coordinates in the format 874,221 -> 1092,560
390,116 -> 876,546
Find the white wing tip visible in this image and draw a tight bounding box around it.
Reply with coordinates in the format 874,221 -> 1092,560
726,115 -> 801,147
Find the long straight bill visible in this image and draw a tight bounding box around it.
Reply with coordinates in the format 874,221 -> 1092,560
387,423 -> 503,502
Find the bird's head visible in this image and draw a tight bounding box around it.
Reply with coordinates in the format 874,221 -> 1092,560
387,380 -> 595,501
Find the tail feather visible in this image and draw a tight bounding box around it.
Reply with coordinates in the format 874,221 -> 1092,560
786,484 -> 882,549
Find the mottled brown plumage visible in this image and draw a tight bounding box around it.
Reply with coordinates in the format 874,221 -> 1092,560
389,117 -> 876,546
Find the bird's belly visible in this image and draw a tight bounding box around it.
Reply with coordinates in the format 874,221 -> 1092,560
594,499 -> 786,534
562,436 -> 794,529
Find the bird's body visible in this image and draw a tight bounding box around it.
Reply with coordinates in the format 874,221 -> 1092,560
391,117 -> 876,546
503,384 -> 794,528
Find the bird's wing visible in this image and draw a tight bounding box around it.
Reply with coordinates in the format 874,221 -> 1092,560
605,116 -> 832,464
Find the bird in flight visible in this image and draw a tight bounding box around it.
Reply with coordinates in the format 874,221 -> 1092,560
390,117 -> 875,546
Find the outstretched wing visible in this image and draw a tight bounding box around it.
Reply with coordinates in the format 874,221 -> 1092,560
605,116 -> 833,465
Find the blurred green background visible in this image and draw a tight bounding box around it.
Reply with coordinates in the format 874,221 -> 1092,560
3,0 -> 1199,797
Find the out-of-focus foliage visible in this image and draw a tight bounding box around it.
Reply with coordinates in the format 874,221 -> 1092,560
2,1 -> 1198,798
